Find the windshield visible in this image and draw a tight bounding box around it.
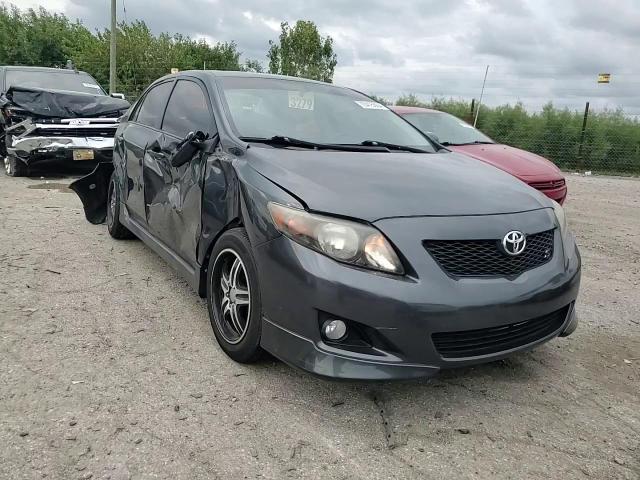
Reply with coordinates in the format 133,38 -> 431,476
403,112 -> 493,145
6,70 -> 106,95
218,76 -> 436,152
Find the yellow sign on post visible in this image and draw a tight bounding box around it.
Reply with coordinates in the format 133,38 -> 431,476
597,73 -> 611,84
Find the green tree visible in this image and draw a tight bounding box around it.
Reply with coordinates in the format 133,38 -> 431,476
396,93 -> 426,107
72,20 -> 245,98
368,94 -> 391,105
243,59 -> 264,73
0,4 -> 92,67
267,20 -> 337,82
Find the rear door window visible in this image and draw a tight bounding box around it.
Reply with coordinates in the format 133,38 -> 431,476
161,80 -> 214,138
134,81 -> 173,129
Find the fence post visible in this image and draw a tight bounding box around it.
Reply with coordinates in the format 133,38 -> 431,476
577,101 -> 589,171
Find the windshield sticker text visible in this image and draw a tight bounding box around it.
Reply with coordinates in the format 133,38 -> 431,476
288,92 -> 314,110
354,101 -> 388,110
82,83 -> 102,89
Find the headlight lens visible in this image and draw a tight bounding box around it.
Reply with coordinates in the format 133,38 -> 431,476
552,199 -> 575,261
552,200 -> 567,236
268,202 -> 404,274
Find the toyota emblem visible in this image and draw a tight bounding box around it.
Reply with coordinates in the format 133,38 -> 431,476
502,231 -> 527,256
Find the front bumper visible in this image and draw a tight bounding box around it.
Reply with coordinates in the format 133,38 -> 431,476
534,184 -> 567,205
8,135 -> 114,166
254,210 -> 581,380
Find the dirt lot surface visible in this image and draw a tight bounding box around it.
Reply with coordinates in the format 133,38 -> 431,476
1,171 -> 638,480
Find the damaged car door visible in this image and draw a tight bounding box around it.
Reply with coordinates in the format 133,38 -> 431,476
122,80 -> 173,224
144,79 -> 216,266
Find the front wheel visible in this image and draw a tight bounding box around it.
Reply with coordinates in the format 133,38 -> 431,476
4,156 -> 27,177
206,228 -> 263,363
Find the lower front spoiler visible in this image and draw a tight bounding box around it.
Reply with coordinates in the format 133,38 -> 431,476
261,303 -> 578,381
261,318 -> 439,380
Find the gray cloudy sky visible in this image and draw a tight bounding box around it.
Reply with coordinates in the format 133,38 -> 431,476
12,0 -> 640,114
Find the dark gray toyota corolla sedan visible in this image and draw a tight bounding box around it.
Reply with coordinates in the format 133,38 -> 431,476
71,71 -> 581,380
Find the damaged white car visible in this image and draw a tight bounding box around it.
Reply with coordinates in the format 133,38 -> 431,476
0,66 -> 130,177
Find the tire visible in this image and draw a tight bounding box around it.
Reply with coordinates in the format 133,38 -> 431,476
4,156 -> 27,177
106,172 -> 134,239
206,228 -> 263,363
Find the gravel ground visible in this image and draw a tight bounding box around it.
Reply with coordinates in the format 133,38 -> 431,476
1,170 -> 638,480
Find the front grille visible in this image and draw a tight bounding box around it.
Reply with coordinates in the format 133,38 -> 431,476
424,229 -> 554,277
35,127 -> 116,137
528,179 -> 566,191
432,305 -> 570,358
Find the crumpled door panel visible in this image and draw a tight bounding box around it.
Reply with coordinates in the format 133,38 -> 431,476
144,133 -> 204,267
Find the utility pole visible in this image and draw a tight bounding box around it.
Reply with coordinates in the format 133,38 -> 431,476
577,101 -> 590,171
473,65 -> 489,127
109,0 -> 116,94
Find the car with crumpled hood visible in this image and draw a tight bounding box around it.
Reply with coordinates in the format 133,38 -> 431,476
0,66 -> 130,176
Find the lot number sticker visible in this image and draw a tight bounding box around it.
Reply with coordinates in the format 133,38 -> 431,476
288,92 -> 314,110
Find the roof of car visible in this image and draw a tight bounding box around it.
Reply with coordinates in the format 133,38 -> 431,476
154,70 -> 344,88
390,105 -> 440,114
1,65 -> 91,75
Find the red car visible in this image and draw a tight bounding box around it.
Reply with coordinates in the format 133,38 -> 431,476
392,106 -> 567,204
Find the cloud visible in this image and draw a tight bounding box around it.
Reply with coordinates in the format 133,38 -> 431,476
8,0 -> 640,114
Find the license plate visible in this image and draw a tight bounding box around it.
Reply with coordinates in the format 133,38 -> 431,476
73,149 -> 94,161
69,119 -> 90,126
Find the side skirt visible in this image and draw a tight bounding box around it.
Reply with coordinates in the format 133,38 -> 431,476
122,213 -> 201,293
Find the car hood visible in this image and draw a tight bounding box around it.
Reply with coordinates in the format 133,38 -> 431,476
3,86 -> 130,118
449,143 -> 562,180
245,147 -> 550,221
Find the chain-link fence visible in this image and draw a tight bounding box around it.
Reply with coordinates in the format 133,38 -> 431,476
471,105 -> 639,175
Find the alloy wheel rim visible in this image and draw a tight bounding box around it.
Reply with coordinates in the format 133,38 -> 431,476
107,181 -> 116,228
213,249 -> 251,344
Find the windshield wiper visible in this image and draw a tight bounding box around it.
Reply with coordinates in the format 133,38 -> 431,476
358,140 -> 430,153
441,140 -> 495,146
240,136 -> 385,152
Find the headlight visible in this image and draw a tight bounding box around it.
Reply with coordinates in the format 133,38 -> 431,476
268,202 -> 404,274
552,199 -> 575,260
552,200 -> 567,237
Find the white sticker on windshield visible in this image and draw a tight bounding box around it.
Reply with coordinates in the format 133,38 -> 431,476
459,122 -> 474,128
354,101 -> 388,110
288,91 -> 314,110
82,82 -> 101,89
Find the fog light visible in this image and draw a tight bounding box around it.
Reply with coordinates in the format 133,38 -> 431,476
323,319 -> 347,341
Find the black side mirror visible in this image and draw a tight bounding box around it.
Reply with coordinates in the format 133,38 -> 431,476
171,131 -> 211,168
